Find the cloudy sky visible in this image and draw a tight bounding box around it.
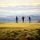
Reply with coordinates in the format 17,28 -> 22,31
0,0 -> 40,17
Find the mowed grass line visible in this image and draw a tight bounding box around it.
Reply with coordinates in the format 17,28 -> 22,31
0,23 -> 40,29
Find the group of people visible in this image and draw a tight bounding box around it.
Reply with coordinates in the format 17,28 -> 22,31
16,16 -> 31,23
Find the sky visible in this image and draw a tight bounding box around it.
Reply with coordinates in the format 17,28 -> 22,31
0,0 -> 40,17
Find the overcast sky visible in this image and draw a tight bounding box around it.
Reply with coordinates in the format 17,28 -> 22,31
0,0 -> 40,17
0,0 -> 40,6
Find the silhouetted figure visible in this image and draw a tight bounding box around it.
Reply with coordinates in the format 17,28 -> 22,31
29,16 -> 31,23
22,16 -> 25,23
16,16 -> 18,23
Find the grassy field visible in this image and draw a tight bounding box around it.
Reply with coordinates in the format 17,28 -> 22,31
0,23 -> 40,40
0,23 -> 40,29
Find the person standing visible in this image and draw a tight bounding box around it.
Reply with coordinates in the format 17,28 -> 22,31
16,16 -> 18,23
29,16 -> 31,23
22,16 -> 25,23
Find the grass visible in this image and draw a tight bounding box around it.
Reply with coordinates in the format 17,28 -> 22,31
0,23 -> 40,40
0,23 -> 40,29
